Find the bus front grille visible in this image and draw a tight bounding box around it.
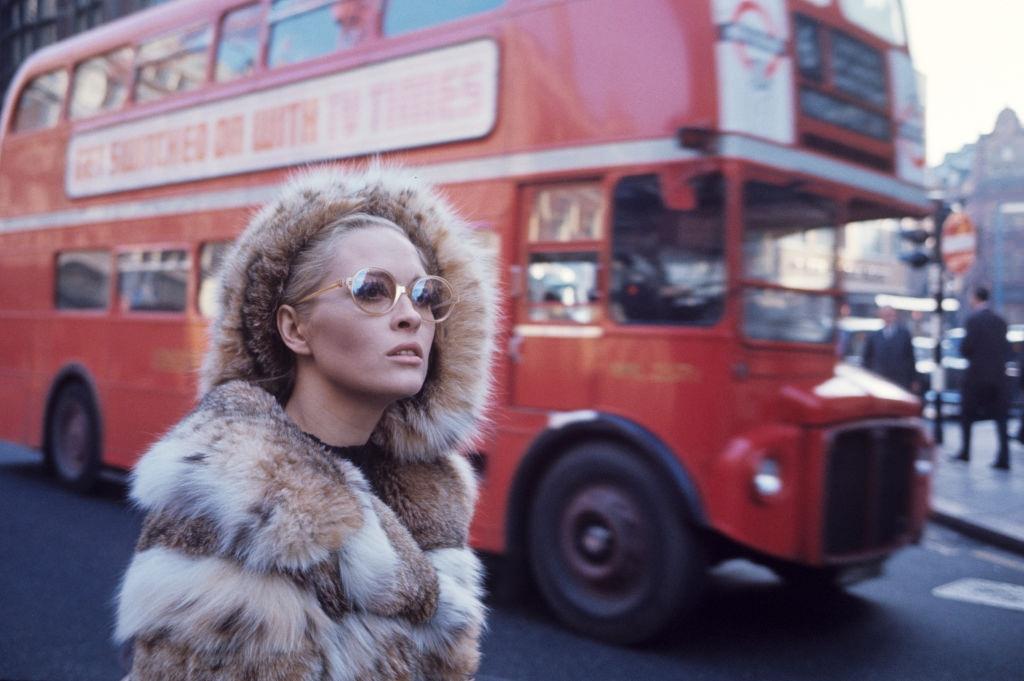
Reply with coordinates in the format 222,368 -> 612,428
823,426 -> 916,556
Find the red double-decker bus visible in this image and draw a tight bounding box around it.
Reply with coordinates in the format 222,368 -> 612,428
0,0 -> 932,642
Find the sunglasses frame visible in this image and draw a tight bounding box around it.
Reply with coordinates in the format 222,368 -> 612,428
295,267 -> 458,322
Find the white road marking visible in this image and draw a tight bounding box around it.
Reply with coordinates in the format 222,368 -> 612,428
971,550 -> 1024,574
932,578 -> 1024,613
923,540 -> 959,557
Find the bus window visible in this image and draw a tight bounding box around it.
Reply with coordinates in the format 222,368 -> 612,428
526,252 -> 599,324
610,174 -> 725,326
383,0 -> 504,36
12,68 -> 68,132
135,25 -> 212,103
55,250 -> 111,310
215,4 -> 262,82
524,183 -> 602,324
118,249 -> 190,313
527,183 -> 604,243
268,0 -> 367,68
198,241 -> 231,317
70,47 -> 133,119
742,182 -> 838,343
839,0 -> 906,45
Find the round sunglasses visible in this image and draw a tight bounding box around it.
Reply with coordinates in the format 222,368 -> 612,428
296,267 -> 458,322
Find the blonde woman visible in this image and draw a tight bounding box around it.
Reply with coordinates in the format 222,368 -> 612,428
115,166 -> 496,680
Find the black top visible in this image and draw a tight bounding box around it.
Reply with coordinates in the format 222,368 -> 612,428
302,432 -> 379,485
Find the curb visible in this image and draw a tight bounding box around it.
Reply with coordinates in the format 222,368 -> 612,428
929,508 -> 1024,557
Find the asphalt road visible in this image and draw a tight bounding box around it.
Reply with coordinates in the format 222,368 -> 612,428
2,441 -> 1023,681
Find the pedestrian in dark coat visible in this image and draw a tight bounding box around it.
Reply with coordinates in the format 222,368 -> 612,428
954,287 -> 1011,469
862,306 -> 917,391
114,165 -> 497,680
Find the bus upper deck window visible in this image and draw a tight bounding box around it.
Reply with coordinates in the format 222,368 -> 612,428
383,0 -> 505,36
216,4 -> 262,82
838,0 -> 906,45
268,0 -> 367,68
70,47 -> 133,119
135,25 -> 212,103
12,68 -> 68,132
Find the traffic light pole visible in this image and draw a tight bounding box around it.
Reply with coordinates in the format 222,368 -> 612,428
931,200 -> 947,444
933,254 -> 945,444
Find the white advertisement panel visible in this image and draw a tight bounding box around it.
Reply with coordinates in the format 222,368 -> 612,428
889,50 -> 926,186
714,0 -> 795,145
66,40 -> 499,197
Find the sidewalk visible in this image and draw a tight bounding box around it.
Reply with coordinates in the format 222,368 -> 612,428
928,417 -> 1024,555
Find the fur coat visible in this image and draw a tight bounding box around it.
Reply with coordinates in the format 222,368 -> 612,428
115,166 -> 497,681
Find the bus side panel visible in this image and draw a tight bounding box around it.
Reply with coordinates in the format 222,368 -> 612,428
99,317 -> 204,470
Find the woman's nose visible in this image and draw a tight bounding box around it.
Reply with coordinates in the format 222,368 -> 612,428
391,291 -> 422,330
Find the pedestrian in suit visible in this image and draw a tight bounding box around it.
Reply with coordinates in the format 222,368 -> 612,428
954,287 -> 1011,469
863,306 -> 917,391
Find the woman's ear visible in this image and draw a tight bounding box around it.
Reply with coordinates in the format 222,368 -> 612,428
277,305 -> 313,356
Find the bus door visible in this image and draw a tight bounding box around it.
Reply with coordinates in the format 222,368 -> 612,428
509,181 -> 606,410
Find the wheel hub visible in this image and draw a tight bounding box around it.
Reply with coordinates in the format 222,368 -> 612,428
559,484 -> 646,593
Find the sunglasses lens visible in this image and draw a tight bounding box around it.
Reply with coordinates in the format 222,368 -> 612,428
350,269 -> 397,314
410,276 -> 456,321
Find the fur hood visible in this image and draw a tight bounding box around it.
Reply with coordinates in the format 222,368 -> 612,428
200,164 -> 498,462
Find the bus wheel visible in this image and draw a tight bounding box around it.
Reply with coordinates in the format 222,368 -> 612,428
45,382 -> 101,492
527,441 -> 706,644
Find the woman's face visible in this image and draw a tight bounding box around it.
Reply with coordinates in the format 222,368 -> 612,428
300,227 -> 436,406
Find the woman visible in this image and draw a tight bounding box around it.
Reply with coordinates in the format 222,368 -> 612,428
114,166 -> 497,680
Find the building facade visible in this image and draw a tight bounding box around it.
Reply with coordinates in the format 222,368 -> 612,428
932,108 -> 1024,325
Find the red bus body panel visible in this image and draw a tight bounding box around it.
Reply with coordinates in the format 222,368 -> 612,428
1,0 -> 930,569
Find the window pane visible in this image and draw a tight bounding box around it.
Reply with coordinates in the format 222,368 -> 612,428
838,0 -> 905,45
216,4 -> 261,82
56,251 -> 110,309
198,241 -> 231,317
744,288 -> 836,343
526,252 -> 598,324
12,68 -> 68,132
118,249 -> 190,312
611,174 -> 726,325
70,47 -> 133,119
135,25 -> 212,103
743,181 -> 837,290
383,0 -> 504,36
528,183 -> 604,243
268,3 -> 345,67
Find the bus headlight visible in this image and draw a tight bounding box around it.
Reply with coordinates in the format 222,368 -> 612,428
753,457 -> 783,498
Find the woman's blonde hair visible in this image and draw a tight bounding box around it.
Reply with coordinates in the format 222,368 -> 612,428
281,212 -> 429,315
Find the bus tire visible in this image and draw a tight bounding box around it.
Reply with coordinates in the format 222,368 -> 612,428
527,440 -> 706,644
45,382 -> 101,493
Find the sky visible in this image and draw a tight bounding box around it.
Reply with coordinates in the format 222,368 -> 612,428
902,0 -> 1024,165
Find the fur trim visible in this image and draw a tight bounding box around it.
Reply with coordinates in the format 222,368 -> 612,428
130,381 -> 367,573
116,548 -> 314,654
119,379 -> 484,680
199,164 -> 498,463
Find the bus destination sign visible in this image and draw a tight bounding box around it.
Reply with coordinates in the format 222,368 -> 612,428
66,40 -> 499,197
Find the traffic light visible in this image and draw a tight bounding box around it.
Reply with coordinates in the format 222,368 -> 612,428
898,200 -> 951,269
899,226 -> 933,268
